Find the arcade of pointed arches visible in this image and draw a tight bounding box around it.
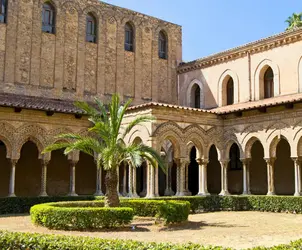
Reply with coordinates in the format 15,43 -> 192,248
1,121 -> 302,198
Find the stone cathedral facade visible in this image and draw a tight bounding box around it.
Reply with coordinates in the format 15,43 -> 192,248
0,0 -> 302,198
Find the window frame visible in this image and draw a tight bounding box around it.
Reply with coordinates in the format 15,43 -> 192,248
0,0 -> 7,24
226,77 -> 234,105
264,67 -> 274,99
158,31 -> 167,59
194,85 -> 201,109
86,13 -> 97,43
124,22 -> 134,52
42,2 -> 56,34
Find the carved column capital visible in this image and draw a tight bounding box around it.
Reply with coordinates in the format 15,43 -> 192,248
240,158 -> 251,165
264,157 -> 275,166
219,160 -> 229,168
196,158 -> 209,166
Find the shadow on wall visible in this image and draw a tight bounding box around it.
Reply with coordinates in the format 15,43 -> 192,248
180,70 -> 217,109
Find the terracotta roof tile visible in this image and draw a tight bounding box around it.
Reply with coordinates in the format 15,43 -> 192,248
0,93 -> 83,114
211,93 -> 302,114
129,93 -> 302,115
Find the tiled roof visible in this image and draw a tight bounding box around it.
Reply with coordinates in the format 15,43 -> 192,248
0,93 -> 83,114
127,102 -> 214,114
128,93 -> 302,115
211,93 -> 302,114
0,92 -> 301,116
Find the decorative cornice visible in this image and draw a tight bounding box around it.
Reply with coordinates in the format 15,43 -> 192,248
178,28 -> 302,74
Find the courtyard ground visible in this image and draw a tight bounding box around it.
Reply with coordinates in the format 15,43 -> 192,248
0,211 -> 302,249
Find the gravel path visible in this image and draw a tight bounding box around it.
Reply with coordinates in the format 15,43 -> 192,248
1,211 -> 302,249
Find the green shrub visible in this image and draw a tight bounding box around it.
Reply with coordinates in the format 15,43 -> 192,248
0,196 -> 96,214
121,199 -> 190,223
0,231 -> 226,250
30,200 -> 190,229
30,203 -> 133,229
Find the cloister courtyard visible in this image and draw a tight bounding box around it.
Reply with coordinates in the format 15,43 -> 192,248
1,211 -> 302,249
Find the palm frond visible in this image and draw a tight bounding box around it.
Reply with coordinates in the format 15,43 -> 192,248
42,142 -> 74,154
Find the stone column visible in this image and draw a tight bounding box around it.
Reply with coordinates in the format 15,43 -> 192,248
68,160 -> 78,196
175,160 -> 180,196
265,158 -> 275,196
184,163 -> 192,196
8,159 -> 17,197
197,158 -> 209,196
154,163 -> 159,197
132,167 -> 139,197
40,160 -> 49,197
219,161 -> 230,196
116,166 -> 122,196
123,164 -> 127,196
94,167 -> 104,196
165,163 -> 174,196
242,158 -> 251,195
146,162 -> 155,197
178,158 -> 187,196
293,158 -> 301,196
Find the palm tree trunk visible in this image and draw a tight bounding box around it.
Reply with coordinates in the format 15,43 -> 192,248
104,167 -> 120,207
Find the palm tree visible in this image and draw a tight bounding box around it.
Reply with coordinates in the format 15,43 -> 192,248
286,12 -> 302,31
43,94 -> 165,207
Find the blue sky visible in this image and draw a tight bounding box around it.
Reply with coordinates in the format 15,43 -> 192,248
102,0 -> 301,62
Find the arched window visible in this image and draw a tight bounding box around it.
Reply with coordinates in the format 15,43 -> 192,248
226,77 -> 234,105
194,85 -> 200,108
158,31 -> 167,59
264,67 -> 274,99
125,22 -> 134,51
86,13 -> 97,43
42,2 -> 55,34
229,143 -> 242,170
0,0 -> 7,23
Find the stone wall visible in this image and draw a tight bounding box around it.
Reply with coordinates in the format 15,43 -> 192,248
0,0 -> 182,105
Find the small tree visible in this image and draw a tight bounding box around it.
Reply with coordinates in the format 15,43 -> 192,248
43,94 -> 165,207
285,12 -> 302,31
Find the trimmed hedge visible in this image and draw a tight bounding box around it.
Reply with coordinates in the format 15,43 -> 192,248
0,196 -> 96,214
2,195 -> 302,215
0,231 -> 224,250
30,200 -> 190,229
31,202 -> 133,229
149,195 -> 302,214
1,230 -> 302,249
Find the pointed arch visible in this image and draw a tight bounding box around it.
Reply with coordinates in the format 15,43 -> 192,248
254,59 -> 280,100
218,69 -> 239,106
186,79 -> 205,108
158,30 -> 168,59
86,12 -> 97,43
42,1 -> 56,34
125,21 -> 135,52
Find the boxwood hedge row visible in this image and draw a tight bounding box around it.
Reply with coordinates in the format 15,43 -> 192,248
0,230 -> 301,249
30,203 -> 134,229
30,200 -> 190,229
0,231 -> 225,250
2,195 -> 302,215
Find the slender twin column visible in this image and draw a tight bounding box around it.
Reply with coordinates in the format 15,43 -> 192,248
265,158 -> 275,196
293,158 -> 302,196
197,158 -> 209,196
177,158 -> 188,196
95,166 -> 104,196
154,163 -> 159,197
242,158 -> 251,195
146,162 -> 155,197
8,159 -> 17,197
219,160 -> 230,196
127,165 -> 139,197
122,165 -> 127,196
164,162 -> 174,196
40,160 -> 49,196
68,160 -> 78,196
